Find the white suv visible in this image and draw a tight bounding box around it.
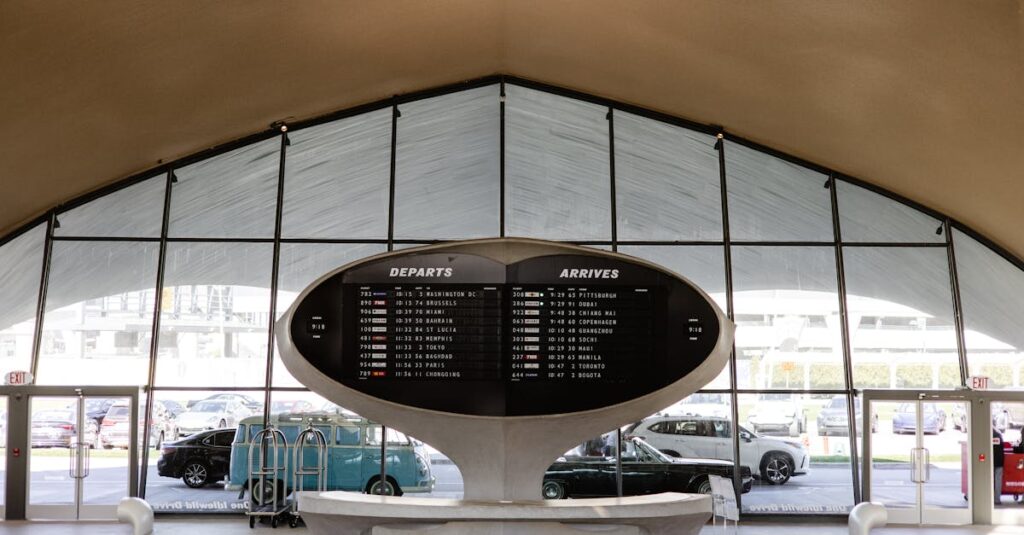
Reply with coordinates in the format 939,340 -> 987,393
627,415 -> 810,485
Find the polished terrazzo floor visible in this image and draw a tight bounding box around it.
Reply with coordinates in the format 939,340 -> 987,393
0,518 -> 1023,534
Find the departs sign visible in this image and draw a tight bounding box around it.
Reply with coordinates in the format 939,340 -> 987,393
5,370 -> 33,385
283,239 -> 726,417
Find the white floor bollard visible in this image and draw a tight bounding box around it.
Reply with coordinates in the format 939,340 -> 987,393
117,497 -> 154,535
848,502 -> 887,535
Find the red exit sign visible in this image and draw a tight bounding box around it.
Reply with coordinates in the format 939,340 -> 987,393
4,370 -> 33,385
970,376 -> 990,390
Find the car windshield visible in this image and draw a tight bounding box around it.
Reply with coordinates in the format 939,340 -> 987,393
686,394 -> 724,404
827,397 -> 846,409
191,401 -> 226,412
35,410 -> 72,421
897,403 -> 914,413
107,406 -> 129,418
629,438 -> 672,463
85,399 -> 111,412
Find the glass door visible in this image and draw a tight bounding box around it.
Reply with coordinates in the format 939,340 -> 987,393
920,400 -> 970,524
865,394 -> 971,525
26,390 -> 137,519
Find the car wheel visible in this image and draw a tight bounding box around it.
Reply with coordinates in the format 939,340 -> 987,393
761,453 -> 793,485
871,416 -> 878,433
365,477 -> 402,497
789,421 -> 799,437
542,480 -> 566,499
154,431 -> 164,450
694,477 -> 712,495
218,419 -> 227,429
183,461 -> 210,488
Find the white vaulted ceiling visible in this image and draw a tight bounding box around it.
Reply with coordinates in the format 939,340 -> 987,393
1,1 -> 1022,256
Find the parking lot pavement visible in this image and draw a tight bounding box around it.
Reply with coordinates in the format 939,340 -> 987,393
21,446 -> 1013,515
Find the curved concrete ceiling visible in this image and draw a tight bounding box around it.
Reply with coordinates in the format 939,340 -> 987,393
1,1 -> 1022,255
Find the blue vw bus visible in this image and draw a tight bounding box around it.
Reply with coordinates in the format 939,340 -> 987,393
228,411 -> 434,497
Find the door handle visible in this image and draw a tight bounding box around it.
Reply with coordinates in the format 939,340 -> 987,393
83,443 -> 91,478
909,448 -> 929,483
909,448 -> 919,483
69,444 -> 77,479
921,448 -> 930,483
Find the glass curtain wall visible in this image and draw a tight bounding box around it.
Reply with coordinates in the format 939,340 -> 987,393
8,78 -> 1024,516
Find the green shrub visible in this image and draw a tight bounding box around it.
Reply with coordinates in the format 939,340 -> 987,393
809,363 -> 845,389
853,363 -> 890,388
976,363 -> 1013,388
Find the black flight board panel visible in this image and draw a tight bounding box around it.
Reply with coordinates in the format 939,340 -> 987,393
291,249 -> 720,416
351,285 -> 502,381
507,286 -> 654,383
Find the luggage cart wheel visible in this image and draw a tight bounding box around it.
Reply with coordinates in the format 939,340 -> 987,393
289,516 -> 299,528
249,516 -> 255,529
272,515 -> 279,528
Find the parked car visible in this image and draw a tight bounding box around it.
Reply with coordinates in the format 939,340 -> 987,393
659,393 -> 730,418
891,403 -> 947,434
817,396 -> 878,436
269,400 -> 315,414
747,393 -> 807,437
61,398 -> 113,440
82,398 -> 117,429
31,409 -> 97,448
157,428 -> 235,488
160,399 -> 185,419
999,402 -> 1024,429
990,403 -> 1013,433
98,400 -> 175,449
952,403 -> 968,432
174,399 -> 249,438
228,412 -> 433,499
628,415 -> 810,485
542,437 -> 752,499
194,393 -> 262,413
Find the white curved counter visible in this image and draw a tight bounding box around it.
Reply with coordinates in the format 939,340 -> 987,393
298,491 -> 711,535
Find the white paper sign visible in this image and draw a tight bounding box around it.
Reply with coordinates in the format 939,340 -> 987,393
709,474 -> 739,521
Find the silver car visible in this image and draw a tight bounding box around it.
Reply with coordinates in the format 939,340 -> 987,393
174,400 -> 249,438
628,415 -> 810,485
